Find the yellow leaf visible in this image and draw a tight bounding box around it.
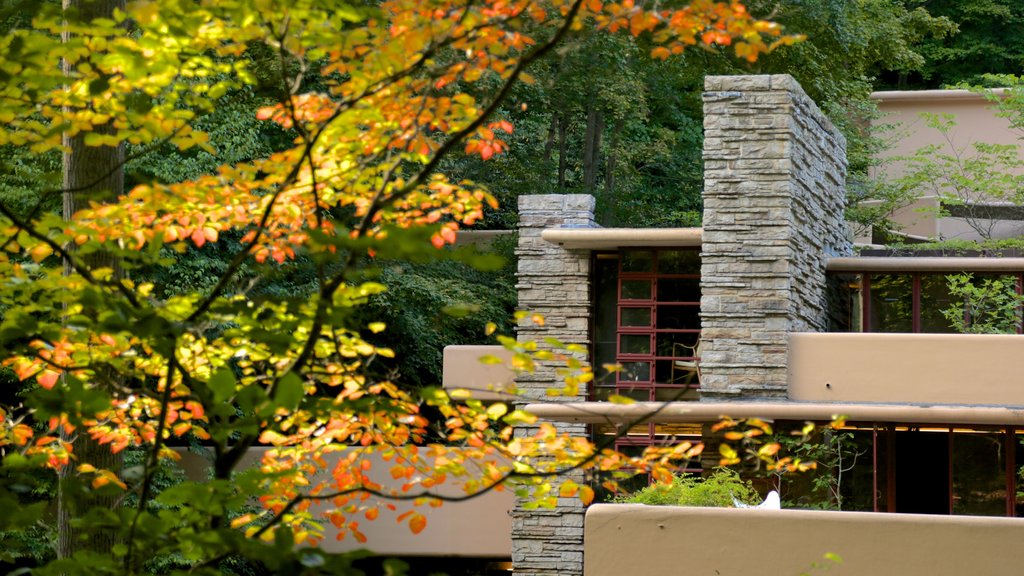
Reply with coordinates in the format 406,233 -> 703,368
719,444 -> 737,460
559,480 -> 578,498
486,403 -> 508,420
29,243 -> 52,263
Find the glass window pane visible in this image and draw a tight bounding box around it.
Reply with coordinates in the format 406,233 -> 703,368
653,385 -> 699,402
658,250 -> 701,274
618,362 -> 651,382
869,274 -> 912,332
656,305 -> 700,330
621,250 -> 653,272
655,333 -> 700,358
620,307 -> 652,327
959,274 -> 1020,334
593,257 -> 620,371
1016,432 -> 1024,517
621,279 -> 652,300
620,334 -> 651,355
953,430 -> 1007,516
656,278 -> 700,302
614,387 -> 653,402
920,275 -> 958,333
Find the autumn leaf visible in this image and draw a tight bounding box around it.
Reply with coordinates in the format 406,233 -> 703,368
408,512 -> 427,535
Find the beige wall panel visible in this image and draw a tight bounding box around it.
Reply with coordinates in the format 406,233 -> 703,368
585,504 -> 1024,576
175,447 -> 513,557
442,345 -> 516,400
789,332 -> 1024,406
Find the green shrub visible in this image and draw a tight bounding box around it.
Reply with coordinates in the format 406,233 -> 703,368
615,468 -> 760,508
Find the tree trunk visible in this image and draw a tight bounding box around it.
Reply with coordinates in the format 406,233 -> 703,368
57,0 -> 126,561
543,113 -> 558,165
582,103 -> 603,193
557,114 -> 568,191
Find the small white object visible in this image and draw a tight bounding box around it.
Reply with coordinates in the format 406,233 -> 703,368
733,490 -> 781,510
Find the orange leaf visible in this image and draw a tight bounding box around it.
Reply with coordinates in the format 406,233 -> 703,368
408,512 -> 426,535
37,370 -> 59,390
191,228 -> 206,248
580,485 -> 595,506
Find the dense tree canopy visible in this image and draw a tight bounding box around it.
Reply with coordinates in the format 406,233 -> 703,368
876,0 -> 1024,89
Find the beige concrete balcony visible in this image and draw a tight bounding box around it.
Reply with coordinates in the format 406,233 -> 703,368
789,332 -> 1024,407
585,504 -> 1024,576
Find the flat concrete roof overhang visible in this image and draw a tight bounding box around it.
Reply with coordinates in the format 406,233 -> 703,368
541,228 -> 701,250
870,88 -> 1007,103
828,256 -> 1024,273
525,401 -> 1024,427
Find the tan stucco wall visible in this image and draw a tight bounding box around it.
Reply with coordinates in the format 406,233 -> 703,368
175,447 -> 513,557
870,90 -> 1024,240
872,90 -> 1019,178
584,504 -> 1024,575
442,345 -> 516,400
789,332 -> 1024,406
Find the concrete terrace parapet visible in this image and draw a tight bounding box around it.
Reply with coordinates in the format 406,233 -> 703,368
701,74 -> 852,399
511,194 -> 597,576
584,504 -> 1024,576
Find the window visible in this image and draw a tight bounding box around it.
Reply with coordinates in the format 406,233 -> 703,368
766,422 -> 1020,517
858,273 -> 1024,333
871,425 -> 1019,517
592,249 -> 702,464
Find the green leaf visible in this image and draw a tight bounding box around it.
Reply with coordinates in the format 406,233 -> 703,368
88,75 -> 109,95
274,372 -> 305,411
207,368 -> 236,403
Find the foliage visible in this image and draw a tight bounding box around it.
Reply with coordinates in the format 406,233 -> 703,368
876,0 -> 1024,89
941,274 -> 1024,334
885,236 -> 1024,255
0,0 -> 796,573
615,468 -> 759,508
768,426 -> 864,511
361,241 -> 518,390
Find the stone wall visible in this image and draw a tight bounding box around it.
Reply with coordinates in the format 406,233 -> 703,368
700,74 -> 852,399
511,194 -> 596,576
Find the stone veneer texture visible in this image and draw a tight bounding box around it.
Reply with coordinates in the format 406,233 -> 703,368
700,74 -> 852,399
511,194 -> 595,576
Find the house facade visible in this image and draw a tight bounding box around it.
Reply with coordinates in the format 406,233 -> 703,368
497,75 -> 1024,575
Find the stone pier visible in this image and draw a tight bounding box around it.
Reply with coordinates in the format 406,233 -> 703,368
700,74 -> 852,399
511,194 -> 596,576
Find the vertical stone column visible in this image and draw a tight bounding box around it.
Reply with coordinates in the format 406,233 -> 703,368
700,75 -> 852,399
511,194 -> 595,576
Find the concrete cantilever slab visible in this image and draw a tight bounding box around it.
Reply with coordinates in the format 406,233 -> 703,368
524,401 -> 1024,426
827,256 -> 1024,272
540,228 -> 701,250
